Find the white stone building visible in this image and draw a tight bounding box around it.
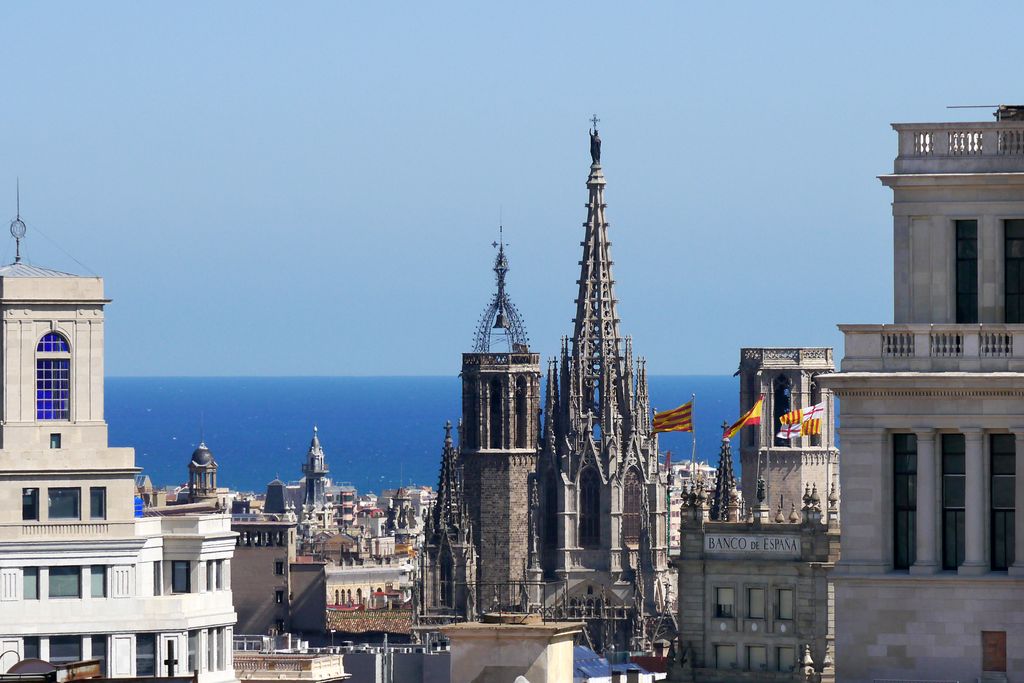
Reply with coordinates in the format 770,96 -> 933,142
0,240 -> 238,681
821,107 -> 1024,681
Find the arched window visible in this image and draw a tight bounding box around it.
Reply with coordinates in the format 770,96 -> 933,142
579,468 -> 601,548
334,590 -> 340,605
489,378 -> 503,449
515,376 -> 528,448
36,332 -> 71,421
356,587 -> 363,606
622,468 -> 643,546
810,374 -> 823,447
773,374 -> 793,446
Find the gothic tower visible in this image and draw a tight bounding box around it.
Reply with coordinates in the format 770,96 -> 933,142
460,238 -> 541,607
302,425 -> 329,512
537,125 -> 671,652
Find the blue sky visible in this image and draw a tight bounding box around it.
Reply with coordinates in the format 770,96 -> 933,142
0,2 -> 1019,376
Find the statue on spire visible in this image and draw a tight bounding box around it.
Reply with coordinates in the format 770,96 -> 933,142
589,118 -> 602,164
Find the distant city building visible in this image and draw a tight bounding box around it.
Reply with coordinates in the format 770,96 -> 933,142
0,232 -> 237,680
820,107 -> 1024,681
232,513 -> 298,636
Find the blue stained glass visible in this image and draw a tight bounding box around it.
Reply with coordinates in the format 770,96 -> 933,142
37,332 -> 70,353
36,358 -> 70,420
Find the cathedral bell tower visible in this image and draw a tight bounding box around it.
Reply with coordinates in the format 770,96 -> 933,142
460,236 -> 541,606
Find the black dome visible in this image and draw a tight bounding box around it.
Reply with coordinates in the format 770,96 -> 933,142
191,442 -> 214,466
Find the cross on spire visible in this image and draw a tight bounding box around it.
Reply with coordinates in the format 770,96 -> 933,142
590,114 -> 600,130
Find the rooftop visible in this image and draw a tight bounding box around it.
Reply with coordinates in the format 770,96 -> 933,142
0,262 -> 79,278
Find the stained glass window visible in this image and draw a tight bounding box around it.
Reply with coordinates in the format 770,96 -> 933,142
579,468 -> 601,548
36,333 -> 70,421
622,468 -> 643,545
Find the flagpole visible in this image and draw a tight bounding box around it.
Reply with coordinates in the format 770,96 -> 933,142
689,393 -> 697,485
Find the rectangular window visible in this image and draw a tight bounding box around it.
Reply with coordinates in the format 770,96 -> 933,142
206,629 -> 214,672
714,587 -> 734,618
188,630 -> 198,673
778,646 -> 796,672
49,635 -> 82,665
48,487 -> 81,520
23,636 -> 39,660
777,588 -> 794,620
942,434 -> 967,570
206,562 -> 214,591
274,560 -> 285,576
275,589 -> 284,604
136,633 -> 156,677
747,587 -> 765,619
747,645 -> 767,671
50,433 -> 61,449
215,628 -> 225,671
49,566 -> 81,598
92,635 -> 107,675
956,220 -> 978,323
215,560 -> 223,589
23,567 -> 38,600
1006,220 -> 1024,323
91,565 -> 107,598
89,488 -> 106,520
893,434 -> 918,569
153,561 -> 162,596
715,644 -> 737,669
36,358 -> 71,420
991,435 -> 1016,571
172,561 -> 190,593
22,488 -> 39,521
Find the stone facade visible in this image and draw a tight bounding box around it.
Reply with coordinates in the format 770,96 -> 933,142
737,348 -> 838,512
819,109 -> 1024,682
232,518 -> 297,635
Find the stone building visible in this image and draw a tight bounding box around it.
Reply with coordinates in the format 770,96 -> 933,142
231,514 -> 298,635
0,222 -> 237,681
670,436 -> 839,681
819,106 -> 1024,681
736,348 -> 838,512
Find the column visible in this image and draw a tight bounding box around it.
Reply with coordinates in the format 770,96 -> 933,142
960,428 -> 987,575
911,429 -> 938,574
1010,431 -> 1024,576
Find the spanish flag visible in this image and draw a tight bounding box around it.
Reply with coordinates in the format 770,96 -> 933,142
724,395 -> 764,439
653,400 -> 694,433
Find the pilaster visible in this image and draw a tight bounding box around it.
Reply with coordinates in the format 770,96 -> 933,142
910,429 -> 938,574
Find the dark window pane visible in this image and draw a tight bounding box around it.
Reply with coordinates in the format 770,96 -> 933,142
93,636 -> 107,676
956,220 -> 979,323
90,488 -> 106,520
49,636 -> 81,665
893,434 -> 917,570
23,637 -> 39,660
136,634 -> 156,676
23,568 -> 38,600
48,488 -> 80,519
49,566 -> 81,598
22,488 -> 39,521
172,561 -> 190,593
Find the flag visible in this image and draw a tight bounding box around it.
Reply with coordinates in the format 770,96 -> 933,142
777,422 -> 802,440
779,401 -> 825,425
653,400 -> 693,433
724,395 -> 764,439
801,418 -> 822,436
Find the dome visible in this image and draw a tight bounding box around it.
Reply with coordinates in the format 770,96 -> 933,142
191,441 -> 214,466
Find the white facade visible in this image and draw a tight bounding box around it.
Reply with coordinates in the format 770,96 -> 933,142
0,262 -> 238,681
821,114 -> 1024,682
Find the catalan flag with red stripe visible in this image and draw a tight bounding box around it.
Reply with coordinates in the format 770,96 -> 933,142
724,395 -> 764,439
653,400 -> 694,433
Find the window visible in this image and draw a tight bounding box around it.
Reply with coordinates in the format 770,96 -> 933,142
48,487 -> 80,520
22,488 -> 39,521
23,567 -> 38,600
215,560 -> 224,589
172,561 -> 191,593
773,375 -> 793,446
991,435 -> 1016,571
1006,220 -> 1024,323
942,434 -> 966,570
715,587 -> 734,618
23,636 -> 39,660
893,434 -> 917,570
136,633 -> 156,676
274,560 -> 285,576
206,562 -> 215,591
49,566 -> 81,598
622,468 -> 643,545
206,629 -> 215,672
747,587 -> 765,618
956,220 -> 978,323
153,561 -> 162,596
275,589 -> 284,604
92,636 -> 108,675
777,646 -> 796,672
90,487 -> 106,520
515,376 -> 528,449
747,645 -> 767,671
91,565 -> 107,598
36,332 -> 71,421
49,635 -> 81,665
187,631 -> 198,673
50,433 -> 61,449
215,628 -> 225,671
579,467 -> 601,548
715,644 -> 737,669
489,378 -> 503,448
777,588 -> 794,620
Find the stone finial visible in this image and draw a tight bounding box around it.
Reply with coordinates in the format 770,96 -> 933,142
828,481 -> 838,509
802,483 -> 813,510
789,502 -> 801,524
775,504 -> 785,524
810,484 -> 821,510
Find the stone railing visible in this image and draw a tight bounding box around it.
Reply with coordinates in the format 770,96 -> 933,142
462,352 -> 540,367
893,121 -> 1024,173
840,323 -> 1024,372
740,347 -> 833,367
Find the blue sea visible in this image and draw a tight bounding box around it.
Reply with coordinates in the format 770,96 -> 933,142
106,375 -> 739,494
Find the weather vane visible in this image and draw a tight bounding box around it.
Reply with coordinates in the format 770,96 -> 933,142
10,180 -> 26,264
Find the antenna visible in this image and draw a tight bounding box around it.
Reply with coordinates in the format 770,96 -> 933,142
10,180 -> 26,264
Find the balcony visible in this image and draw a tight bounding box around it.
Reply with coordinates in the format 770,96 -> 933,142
893,121 -> 1024,174
840,324 -> 1024,372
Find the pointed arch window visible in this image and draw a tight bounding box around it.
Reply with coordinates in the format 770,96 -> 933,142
579,467 -> 601,548
515,376 -> 528,448
489,378 -> 503,449
772,375 -> 792,446
622,468 -> 643,546
36,332 -> 71,421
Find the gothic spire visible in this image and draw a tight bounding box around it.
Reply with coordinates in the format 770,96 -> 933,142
472,227 -> 529,353
430,420 -> 464,543
710,424 -> 738,521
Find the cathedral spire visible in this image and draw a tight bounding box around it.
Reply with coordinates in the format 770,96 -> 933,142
710,425 -> 738,521
472,228 -> 529,353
